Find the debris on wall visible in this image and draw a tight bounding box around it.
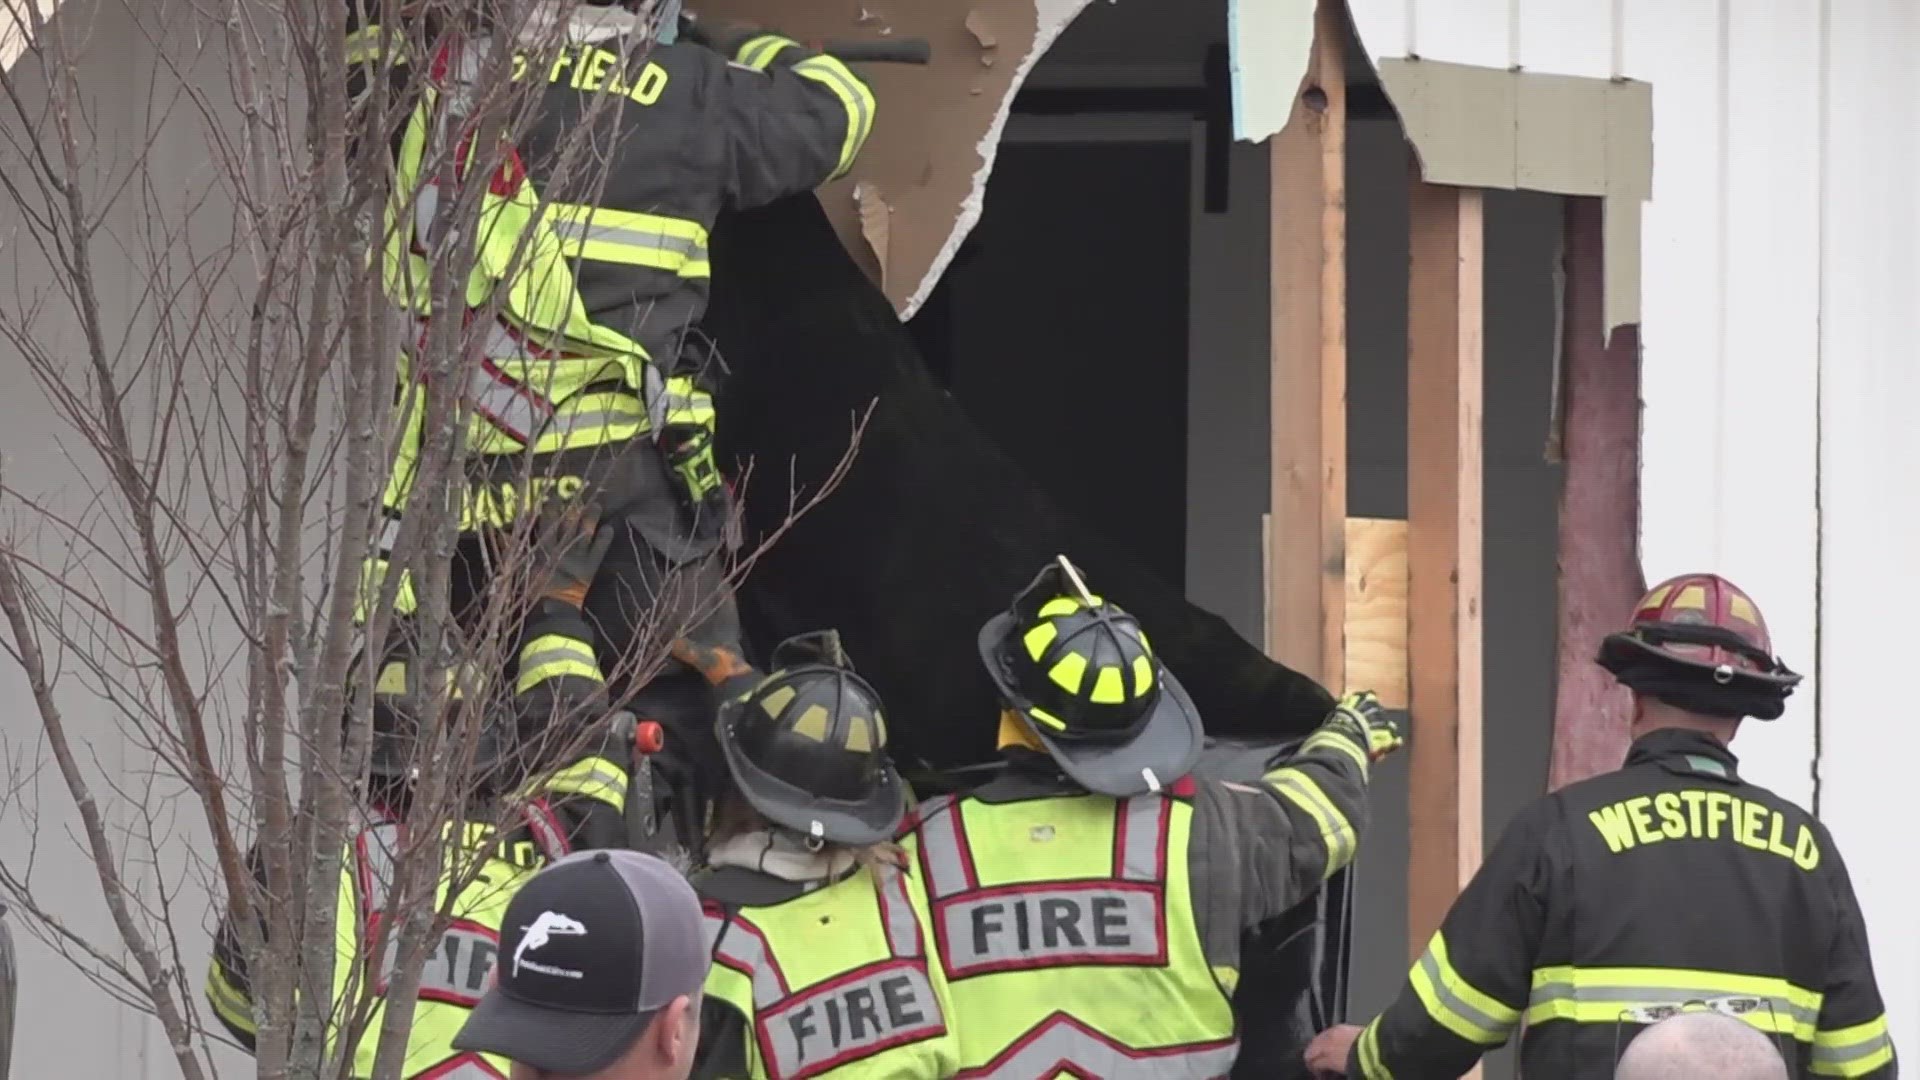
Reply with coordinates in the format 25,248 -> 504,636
695,0 -> 1094,320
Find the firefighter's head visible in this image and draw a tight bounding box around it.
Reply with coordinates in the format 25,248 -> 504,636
711,630 -> 907,861
1597,574 -> 1803,730
979,557 -> 1203,797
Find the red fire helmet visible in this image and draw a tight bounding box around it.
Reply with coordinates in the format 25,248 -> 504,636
1596,573 -> 1803,719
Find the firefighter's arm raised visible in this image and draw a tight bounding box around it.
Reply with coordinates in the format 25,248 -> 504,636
703,34 -> 876,208
1345,799 -> 1556,1079
1191,692 -> 1398,929
1811,836 -> 1898,1079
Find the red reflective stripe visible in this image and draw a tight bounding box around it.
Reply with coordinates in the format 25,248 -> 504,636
944,800 -> 981,890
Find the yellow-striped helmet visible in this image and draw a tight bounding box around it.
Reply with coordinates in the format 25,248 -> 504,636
978,558 -> 1203,796
716,630 -> 906,846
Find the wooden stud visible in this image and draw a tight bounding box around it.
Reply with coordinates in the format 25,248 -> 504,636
1406,178 -> 1485,973
1344,517 -> 1410,710
1268,0 -> 1348,690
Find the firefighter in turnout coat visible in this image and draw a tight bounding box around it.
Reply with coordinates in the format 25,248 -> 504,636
205,651 -> 631,1079
1305,573 -> 1898,1080
690,631 -> 961,1079
905,557 -> 1406,1079
344,0 -> 877,799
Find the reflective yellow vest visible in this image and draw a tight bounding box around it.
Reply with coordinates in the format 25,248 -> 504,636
385,42 -> 654,459
202,763 -> 628,1078
911,786 -> 1239,1079
701,856 -> 961,1079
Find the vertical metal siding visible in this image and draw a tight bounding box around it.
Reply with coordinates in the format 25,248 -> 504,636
1348,0 -> 1915,1064
1816,0 -> 1920,1062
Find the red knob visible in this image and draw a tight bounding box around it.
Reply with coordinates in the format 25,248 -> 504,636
634,720 -> 666,755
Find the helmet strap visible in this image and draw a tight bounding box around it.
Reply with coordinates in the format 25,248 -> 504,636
996,708 -> 1045,753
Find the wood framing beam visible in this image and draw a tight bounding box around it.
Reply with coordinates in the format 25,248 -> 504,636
1268,0 -> 1348,690
1406,179 -> 1485,973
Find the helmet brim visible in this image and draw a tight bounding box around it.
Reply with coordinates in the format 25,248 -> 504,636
978,609 -> 1205,797
715,704 -> 908,847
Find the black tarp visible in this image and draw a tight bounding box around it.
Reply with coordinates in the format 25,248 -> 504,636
703,196 -> 1351,1077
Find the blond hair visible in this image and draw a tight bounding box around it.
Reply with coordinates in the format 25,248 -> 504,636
709,786 -> 906,872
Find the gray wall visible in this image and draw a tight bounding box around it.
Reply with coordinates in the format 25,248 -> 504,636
0,1 -> 259,1075
1183,120 -> 1565,1078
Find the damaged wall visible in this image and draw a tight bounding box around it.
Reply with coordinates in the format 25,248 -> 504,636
695,0 -> 1092,319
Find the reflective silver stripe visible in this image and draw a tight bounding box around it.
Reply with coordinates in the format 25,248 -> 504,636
356,822 -> 402,917
468,356 -> 551,443
968,1016 -> 1238,1080
760,964 -> 946,1078
706,912 -> 786,1009
520,802 -> 570,863
875,865 -> 921,958
1528,979 -> 1822,1032
1417,947 -> 1513,1043
519,643 -> 598,676
1813,1028 -> 1895,1071
792,56 -> 872,166
550,217 -> 708,263
914,795 -> 971,901
543,760 -> 627,802
541,407 -> 643,441
376,514 -> 402,552
1117,795 -> 1164,882
937,885 -> 1163,977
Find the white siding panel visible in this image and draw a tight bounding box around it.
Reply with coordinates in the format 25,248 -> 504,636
1514,0 -> 1617,79
1818,0 -> 1920,1063
1706,0 -> 1824,807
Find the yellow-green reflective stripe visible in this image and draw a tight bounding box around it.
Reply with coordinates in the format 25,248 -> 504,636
792,55 -> 874,178
536,756 -> 628,809
517,634 -> 602,693
1526,967 -> 1822,1041
548,204 -> 711,277
205,958 -> 255,1035
1357,1019 -> 1393,1079
1302,728 -> 1369,776
1266,766 -> 1355,875
737,35 -> 793,71
1812,1016 -> 1895,1077
531,392 -> 648,453
1409,932 -> 1518,1046
345,25 -> 407,66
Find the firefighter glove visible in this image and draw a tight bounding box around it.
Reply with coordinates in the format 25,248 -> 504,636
1320,690 -> 1406,762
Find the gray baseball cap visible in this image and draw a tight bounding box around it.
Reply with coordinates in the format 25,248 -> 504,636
453,849 -> 710,1073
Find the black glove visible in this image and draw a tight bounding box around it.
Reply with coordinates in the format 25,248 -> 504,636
1317,690 -> 1407,762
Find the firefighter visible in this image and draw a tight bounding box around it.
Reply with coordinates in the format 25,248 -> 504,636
1304,573 -> 1898,1080
204,648 -> 631,1078
901,556 -> 1404,1078
344,0 -> 879,801
685,630 -> 959,1078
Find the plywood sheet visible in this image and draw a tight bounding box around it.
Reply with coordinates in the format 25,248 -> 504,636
695,0 -> 1092,319
1344,517 -> 1408,709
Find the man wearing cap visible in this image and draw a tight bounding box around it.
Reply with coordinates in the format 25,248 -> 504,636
1304,573 -> 1897,1079
454,848 -> 711,1079
906,557 -> 1405,1078
682,630 -> 961,1078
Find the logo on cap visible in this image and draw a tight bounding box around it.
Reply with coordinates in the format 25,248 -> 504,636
513,910 -> 587,980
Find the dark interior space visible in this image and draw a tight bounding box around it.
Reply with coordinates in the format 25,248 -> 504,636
906,141 -> 1193,590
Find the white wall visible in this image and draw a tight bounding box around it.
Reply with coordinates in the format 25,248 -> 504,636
1346,0 -> 1920,1063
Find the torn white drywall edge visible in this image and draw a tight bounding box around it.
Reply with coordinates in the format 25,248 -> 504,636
1227,0 -> 1315,142
898,0 -> 1092,322
0,0 -> 59,71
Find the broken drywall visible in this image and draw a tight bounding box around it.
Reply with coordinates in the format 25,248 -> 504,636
694,0 -> 1093,320
1226,0 -> 1315,142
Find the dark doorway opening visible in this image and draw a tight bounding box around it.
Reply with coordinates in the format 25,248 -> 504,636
908,139 -> 1192,590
